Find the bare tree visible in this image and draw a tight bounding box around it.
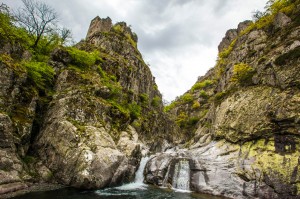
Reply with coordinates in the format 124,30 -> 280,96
59,27 -> 72,45
14,0 -> 58,48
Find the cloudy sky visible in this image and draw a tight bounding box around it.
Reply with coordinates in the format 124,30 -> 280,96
2,0 -> 268,102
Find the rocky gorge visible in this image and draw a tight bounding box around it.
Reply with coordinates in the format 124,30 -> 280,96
1,0 -> 300,199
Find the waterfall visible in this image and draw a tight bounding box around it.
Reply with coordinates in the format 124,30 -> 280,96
172,159 -> 190,191
116,156 -> 149,190
134,156 -> 149,184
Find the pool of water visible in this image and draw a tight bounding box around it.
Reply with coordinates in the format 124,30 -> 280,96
13,185 -> 225,199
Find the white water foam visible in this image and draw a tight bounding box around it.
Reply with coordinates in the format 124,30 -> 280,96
115,156 -> 150,190
172,159 -> 190,191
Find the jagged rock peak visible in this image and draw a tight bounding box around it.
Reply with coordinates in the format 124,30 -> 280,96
218,20 -> 252,52
86,16 -> 138,43
86,16 -> 112,39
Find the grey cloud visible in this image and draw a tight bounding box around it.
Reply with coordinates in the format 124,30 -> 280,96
2,0 -> 268,101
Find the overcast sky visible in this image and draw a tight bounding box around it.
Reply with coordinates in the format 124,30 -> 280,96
2,0 -> 268,101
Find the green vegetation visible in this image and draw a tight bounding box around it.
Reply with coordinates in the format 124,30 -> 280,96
112,24 -> 137,48
274,46 -> 300,65
241,0 -> 296,35
175,112 -> 199,128
151,96 -> 161,107
24,61 -> 55,90
67,47 -> 100,69
139,93 -> 149,105
215,39 -> 237,80
191,80 -> 213,92
213,91 -> 228,103
219,39 -> 237,59
181,93 -> 194,103
192,101 -> 200,109
231,63 -> 255,85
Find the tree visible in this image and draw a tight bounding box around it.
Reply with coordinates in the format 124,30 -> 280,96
14,0 -> 58,48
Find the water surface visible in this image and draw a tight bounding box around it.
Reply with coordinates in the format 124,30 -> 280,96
13,186 -> 225,199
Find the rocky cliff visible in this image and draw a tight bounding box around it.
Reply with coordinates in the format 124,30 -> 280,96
147,1 -> 300,199
0,14 -> 177,196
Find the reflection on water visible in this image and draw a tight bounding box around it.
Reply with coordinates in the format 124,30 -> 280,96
13,186 -> 226,199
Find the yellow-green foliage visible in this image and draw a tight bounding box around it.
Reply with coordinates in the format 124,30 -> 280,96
0,10 -> 32,47
231,63 -> 255,85
112,24 -> 137,48
151,96 -> 161,107
241,138 -> 300,192
164,101 -> 177,112
192,101 -> 200,109
139,93 -> 149,105
24,61 -> 54,90
112,24 -> 123,33
176,112 -> 199,128
241,0 -> 295,36
0,54 -> 26,73
67,47 -> 100,69
215,39 -> 237,80
219,39 -> 237,59
191,80 -> 213,92
180,93 -> 194,103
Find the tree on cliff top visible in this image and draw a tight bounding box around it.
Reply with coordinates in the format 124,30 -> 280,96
14,0 -> 58,48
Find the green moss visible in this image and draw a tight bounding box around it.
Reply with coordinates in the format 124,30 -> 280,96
241,138 -> 300,187
0,54 -> 26,74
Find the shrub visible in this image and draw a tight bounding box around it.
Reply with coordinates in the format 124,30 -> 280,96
180,93 -> 194,103
192,101 -> 200,109
128,102 -> 141,120
24,61 -> 54,90
175,112 -> 199,128
219,39 -> 237,59
139,93 -> 149,104
231,63 -> 255,85
199,90 -> 209,98
67,47 -> 99,69
214,91 -> 227,102
164,101 -> 177,112
191,80 -> 213,92
151,96 -> 161,107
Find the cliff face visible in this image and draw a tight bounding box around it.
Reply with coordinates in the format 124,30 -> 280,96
0,16 -> 177,194
148,2 -> 300,199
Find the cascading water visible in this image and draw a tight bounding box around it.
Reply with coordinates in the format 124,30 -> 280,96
115,156 -> 149,190
171,159 -> 190,191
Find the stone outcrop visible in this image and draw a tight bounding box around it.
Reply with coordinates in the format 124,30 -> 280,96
158,3 -> 300,199
86,16 -> 112,39
0,16 -> 177,195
